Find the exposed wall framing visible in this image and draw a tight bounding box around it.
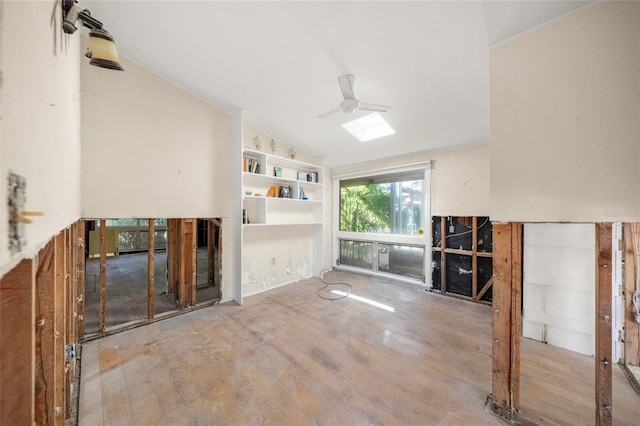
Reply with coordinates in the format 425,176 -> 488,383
623,223 -> 640,368
1,258 -> 34,424
432,216 -> 493,303
148,219 -> 155,319
1,221 -> 85,425
85,218 -> 222,339
489,222 -> 522,422
596,223 -> 613,425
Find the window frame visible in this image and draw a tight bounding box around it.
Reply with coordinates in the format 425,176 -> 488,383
332,162 -> 431,285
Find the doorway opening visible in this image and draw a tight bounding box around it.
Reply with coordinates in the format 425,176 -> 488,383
83,218 -> 222,338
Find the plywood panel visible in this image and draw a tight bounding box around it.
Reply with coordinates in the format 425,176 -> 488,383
35,241 -> 55,425
0,258 -> 34,426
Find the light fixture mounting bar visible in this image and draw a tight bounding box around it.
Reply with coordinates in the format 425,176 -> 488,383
62,0 -> 104,33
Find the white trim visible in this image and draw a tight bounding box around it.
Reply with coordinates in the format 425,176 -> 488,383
331,163 -> 432,285
332,161 -> 431,181
334,265 -> 430,288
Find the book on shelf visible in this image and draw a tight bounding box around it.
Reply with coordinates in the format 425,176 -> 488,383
267,185 -> 292,198
243,157 -> 260,174
296,170 -> 319,183
274,166 -> 282,177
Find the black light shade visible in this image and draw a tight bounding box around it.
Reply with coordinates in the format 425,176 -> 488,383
85,28 -> 124,71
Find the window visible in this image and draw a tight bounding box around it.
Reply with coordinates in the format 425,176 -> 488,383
339,169 -> 424,236
333,164 -> 430,283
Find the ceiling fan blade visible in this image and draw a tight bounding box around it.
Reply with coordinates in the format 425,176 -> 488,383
358,102 -> 391,113
318,107 -> 342,119
337,74 -> 355,100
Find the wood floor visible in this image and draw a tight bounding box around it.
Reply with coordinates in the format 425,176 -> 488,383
78,271 -> 638,425
84,250 -> 218,334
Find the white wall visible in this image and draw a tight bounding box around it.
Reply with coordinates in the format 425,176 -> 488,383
1,0 -> 82,277
81,43 -> 233,218
490,1 -> 640,222
240,124 -> 323,295
523,223 -> 595,355
242,226 -> 315,296
81,41 -> 235,300
330,143 -> 490,217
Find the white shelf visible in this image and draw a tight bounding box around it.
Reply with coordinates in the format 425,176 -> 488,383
243,221 -> 323,228
240,139 -> 324,294
244,148 -> 321,171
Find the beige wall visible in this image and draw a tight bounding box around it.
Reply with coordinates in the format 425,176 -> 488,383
1,0 -> 82,276
81,38 -> 236,299
81,39 -> 233,219
331,143 -> 490,217
490,0 -> 640,222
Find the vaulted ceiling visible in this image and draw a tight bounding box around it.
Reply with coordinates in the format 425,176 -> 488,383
86,1 -> 595,167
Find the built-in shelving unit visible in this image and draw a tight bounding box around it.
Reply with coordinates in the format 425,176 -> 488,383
238,142 -> 325,299
242,148 -> 323,226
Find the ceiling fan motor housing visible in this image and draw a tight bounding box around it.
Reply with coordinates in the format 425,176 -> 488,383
341,98 -> 359,113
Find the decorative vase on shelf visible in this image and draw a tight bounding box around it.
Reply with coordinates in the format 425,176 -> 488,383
252,135 -> 262,151
287,148 -> 296,159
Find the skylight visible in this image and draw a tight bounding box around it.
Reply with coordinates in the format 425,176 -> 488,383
342,112 -> 395,142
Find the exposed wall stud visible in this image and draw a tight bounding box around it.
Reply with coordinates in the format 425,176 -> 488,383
596,223 -> 613,425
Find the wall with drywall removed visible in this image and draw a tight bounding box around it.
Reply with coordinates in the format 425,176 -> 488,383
81,40 -> 235,300
523,223 -> 595,355
0,1 -> 82,277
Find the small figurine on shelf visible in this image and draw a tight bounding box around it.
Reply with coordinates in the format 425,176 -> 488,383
287,147 -> 296,159
270,139 -> 277,155
252,135 -> 262,151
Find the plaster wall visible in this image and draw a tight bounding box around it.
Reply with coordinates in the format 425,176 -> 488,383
330,143 -> 490,218
490,0 -> 640,222
81,43 -> 233,219
0,0 -> 81,276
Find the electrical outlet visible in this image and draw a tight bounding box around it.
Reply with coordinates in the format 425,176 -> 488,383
65,344 -> 75,361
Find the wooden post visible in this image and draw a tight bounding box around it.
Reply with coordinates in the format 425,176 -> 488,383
623,223 -> 640,366
178,219 -> 187,308
54,232 -> 67,424
595,223 -> 613,425
99,219 -> 107,333
167,219 -> 179,296
440,216 -> 447,293
472,216 -> 478,300
35,242 -> 55,425
490,222 -> 522,421
64,228 -> 73,419
208,219 -> 215,286
76,220 -> 86,339
186,219 -> 198,307
148,219 -> 155,319
217,218 -> 223,299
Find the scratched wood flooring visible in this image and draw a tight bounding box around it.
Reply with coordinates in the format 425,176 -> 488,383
78,271 -> 638,425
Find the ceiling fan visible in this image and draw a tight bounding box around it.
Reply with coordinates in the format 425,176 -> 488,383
318,74 -> 390,119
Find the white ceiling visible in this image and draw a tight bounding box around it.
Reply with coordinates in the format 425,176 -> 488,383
85,1 -> 595,168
